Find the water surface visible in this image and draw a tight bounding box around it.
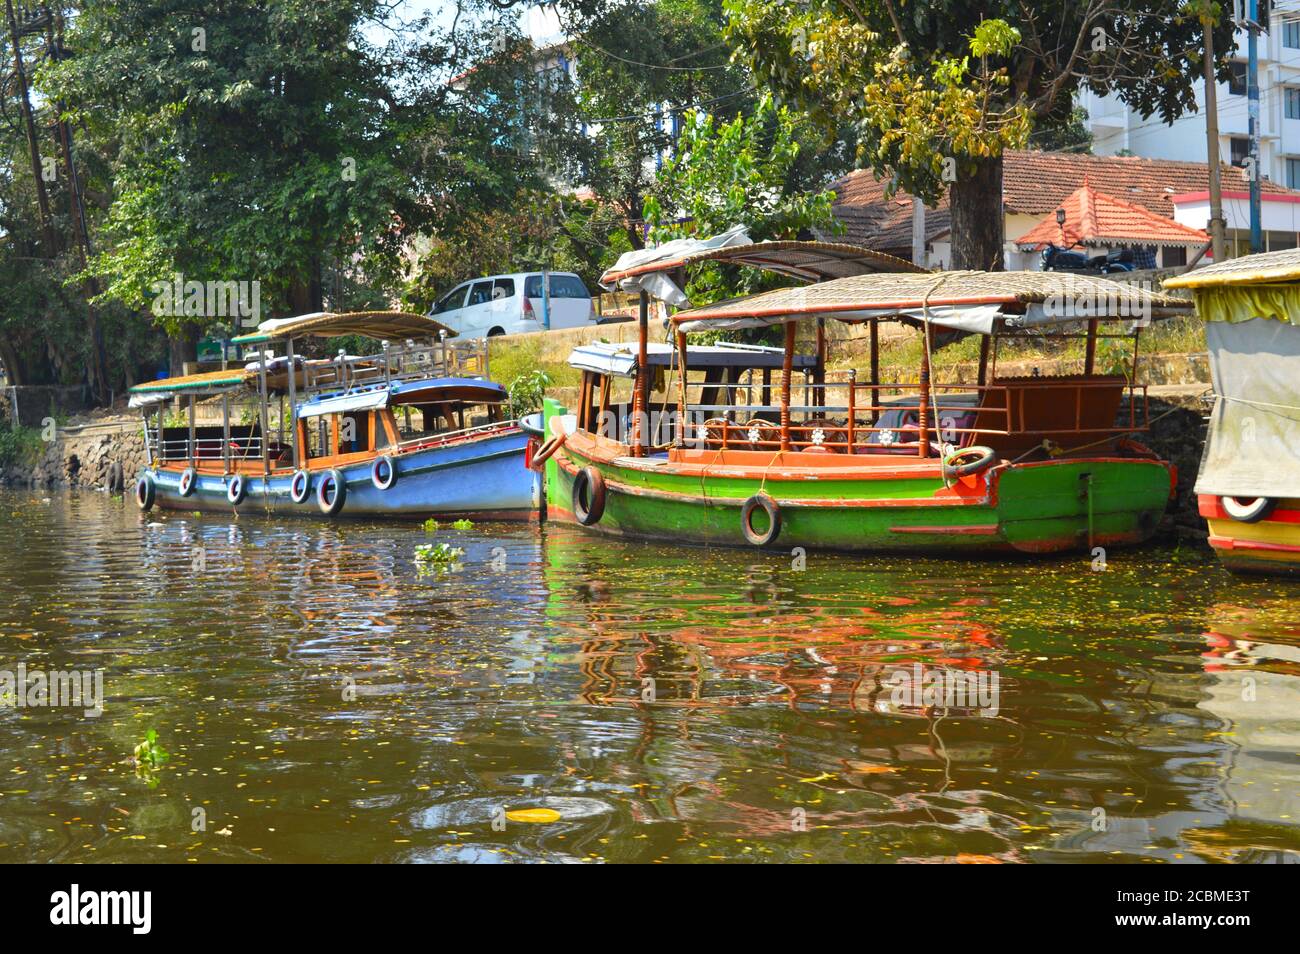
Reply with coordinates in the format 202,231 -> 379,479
0,489 -> 1297,863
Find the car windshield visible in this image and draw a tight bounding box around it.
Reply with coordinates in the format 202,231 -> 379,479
432,286 -> 465,314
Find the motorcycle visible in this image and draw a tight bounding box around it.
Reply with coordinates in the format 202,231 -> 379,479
1040,243 -> 1135,275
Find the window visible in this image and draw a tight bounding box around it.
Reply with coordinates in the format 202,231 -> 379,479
1161,246 -> 1187,268
1288,157 -> 1300,189
1287,87 -> 1300,120
1286,18 -> 1300,49
467,281 -> 494,306
432,285 -> 467,315
524,274 -> 590,299
1228,61 -> 1247,96
1230,136 -> 1250,167
492,278 -> 515,300
549,275 -> 590,299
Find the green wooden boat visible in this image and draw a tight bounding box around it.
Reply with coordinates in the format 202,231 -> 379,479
535,242 -> 1192,555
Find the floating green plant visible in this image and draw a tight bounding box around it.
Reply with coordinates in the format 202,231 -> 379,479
451,519 -> 474,531
422,517 -> 440,533
415,542 -> 464,576
133,728 -> 169,770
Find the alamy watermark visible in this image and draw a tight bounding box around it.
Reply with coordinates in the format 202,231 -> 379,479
0,663 -> 104,717
884,663 -> 1000,717
1041,274 -> 1153,327
150,273 -> 261,326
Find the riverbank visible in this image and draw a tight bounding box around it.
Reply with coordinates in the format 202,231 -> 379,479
0,409 -> 146,493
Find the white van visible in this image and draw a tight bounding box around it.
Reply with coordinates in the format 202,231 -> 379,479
429,272 -> 594,338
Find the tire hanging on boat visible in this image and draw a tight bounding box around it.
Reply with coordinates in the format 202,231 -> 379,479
135,473 -> 156,511
226,473 -> 247,506
1221,496 -> 1276,523
530,433 -> 566,471
290,469 -> 312,504
317,468 -> 347,516
178,467 -> 197,497
572,466 -> 606,526
741,493 -> 781,547
371,455 -> 398,490
941,446 -> 998,483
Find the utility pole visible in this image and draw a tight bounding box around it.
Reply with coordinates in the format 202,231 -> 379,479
1204,15 -> 1227,261
911,196 -> 925,267
1247,0 -> 1263,252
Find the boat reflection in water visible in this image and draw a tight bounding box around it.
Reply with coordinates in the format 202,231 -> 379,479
2,491 -> 1298,863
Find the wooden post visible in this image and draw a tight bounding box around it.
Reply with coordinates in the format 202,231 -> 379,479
978,334 -> 991,387
780,322 -> 795,451
675,329 -> 689,448
917,328 -> 931,459
634,290 -> 649,457
285,337 -> 299,468
1084,318 -> 1099,376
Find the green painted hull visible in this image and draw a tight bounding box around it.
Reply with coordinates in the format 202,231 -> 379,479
543,399 -> 1171,555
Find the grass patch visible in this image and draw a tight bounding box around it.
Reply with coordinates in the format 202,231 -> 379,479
0,426 -> 45,469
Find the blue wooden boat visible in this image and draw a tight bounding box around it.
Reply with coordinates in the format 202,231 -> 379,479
129,311 -> 540,520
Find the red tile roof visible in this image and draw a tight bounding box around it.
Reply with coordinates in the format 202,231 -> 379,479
1015,183 -> 1210,249
827,149 -> 1299,256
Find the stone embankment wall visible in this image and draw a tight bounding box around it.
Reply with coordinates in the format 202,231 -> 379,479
1,418 -> 148,492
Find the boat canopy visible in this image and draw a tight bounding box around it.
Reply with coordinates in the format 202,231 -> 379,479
1164,250 -> 1300,500
296,377 -> 507,419
569,340 -> 817,378
231,310 -> 456,345
127,368 -> 251,407
599,226 -> 923,306
1164,248 -> 1300,326
672,270 -> 1192,335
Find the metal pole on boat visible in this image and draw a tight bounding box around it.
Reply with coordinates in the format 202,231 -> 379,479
815,317 -> 826,408
286,336 -> 299,468
917,327 -> 931,459
187,394 -> 196,465
634,290 -> 649,457
869,318 -> 880,425
675,329 -> 689,448
780,321 -> 795,451
847,369 -> 856,450
258,346 -> 271,475
222,393 -> 231,474
142,408 -> 153,467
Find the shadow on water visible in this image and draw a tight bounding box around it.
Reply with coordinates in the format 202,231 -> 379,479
0,489 -> 1296,863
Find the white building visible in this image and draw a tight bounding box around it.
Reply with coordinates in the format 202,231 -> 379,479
1081,5 -> 1300,193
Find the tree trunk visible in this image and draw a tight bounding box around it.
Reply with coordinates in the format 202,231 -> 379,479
168,324 -> 200,375
948,155 -> 1005,271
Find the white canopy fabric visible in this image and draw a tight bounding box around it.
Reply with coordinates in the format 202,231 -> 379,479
600,225 -> 752,305
1196,317 -> 1300,499
298,388 -> 391,419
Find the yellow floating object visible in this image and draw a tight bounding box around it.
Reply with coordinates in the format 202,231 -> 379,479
506,808 -> 561,824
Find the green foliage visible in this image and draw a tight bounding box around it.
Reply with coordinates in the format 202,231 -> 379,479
506,368 -> 554,420
422,517 -> 440,533
0,427 -> 45,469
451,518 -> 474,531
133,728 -> 169,770
644,95 -> 840,303
414,542 -> 465,576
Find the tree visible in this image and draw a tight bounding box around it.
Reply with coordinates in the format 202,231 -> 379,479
643,94 -> 840,302
722,1 -> 1236,270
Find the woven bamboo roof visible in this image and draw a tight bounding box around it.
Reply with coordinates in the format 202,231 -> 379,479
231,311 -> 455,344
600,240 -> 923,287
1163,248 -> 1300,289
128,368 -> 250,394
673,269 -> 1192,332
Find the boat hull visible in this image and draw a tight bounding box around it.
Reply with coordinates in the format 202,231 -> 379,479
1200,495 -> 1300,576
143,428 -> 539,520
542,404 -> 1171,555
